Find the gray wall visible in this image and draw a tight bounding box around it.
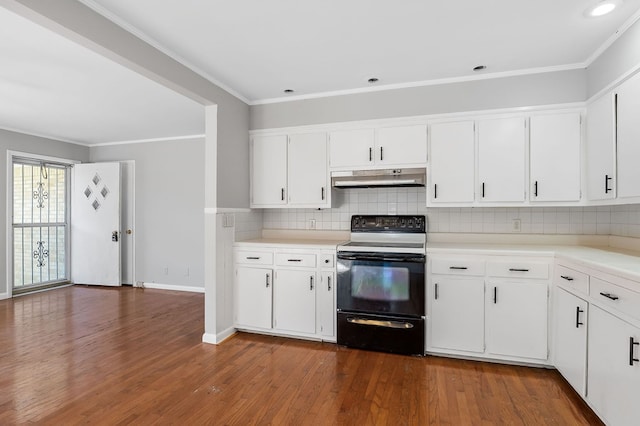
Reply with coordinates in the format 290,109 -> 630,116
216,92 -> 250,209
1,129 -> 89,297
250,69 -> 587,130
588,18 -> 640,97
90,138 -> 205,288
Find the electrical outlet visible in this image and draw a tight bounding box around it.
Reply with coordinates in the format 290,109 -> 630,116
309,219 -> 316,230
163,266 -> 169,275
512,219 -> 521,232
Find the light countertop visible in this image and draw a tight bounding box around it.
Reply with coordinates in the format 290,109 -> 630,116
234,238 -> 346,250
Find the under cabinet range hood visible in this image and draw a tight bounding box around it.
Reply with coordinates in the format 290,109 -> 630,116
331,168 -> 426,189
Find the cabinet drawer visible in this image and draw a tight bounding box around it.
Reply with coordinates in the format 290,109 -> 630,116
487,261 -> 549,280
554,264 -> 589,294
235,250 -> 273,265
318,254 -> 334,268
431,258 -> 485,276
275,253 -> 317,268
591,277 -> 640,322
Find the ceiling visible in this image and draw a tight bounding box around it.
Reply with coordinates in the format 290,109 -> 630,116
80,0 -> 640,103
0,6 -> 204,145
1,1 -> 640,145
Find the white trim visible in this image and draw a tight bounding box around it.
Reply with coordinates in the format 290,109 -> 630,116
0,126 -> 89,146
142,282 -> 205,293
587,63 -> 640,104
76,0 -> 251,105
250,64 -> 585,105
90,134 -> 205,147
584,8 -> 640,66
202,327 -> 237,345
205,207 -> 252,214
250,102 -> 586,136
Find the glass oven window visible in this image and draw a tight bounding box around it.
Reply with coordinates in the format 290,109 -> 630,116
351,265 -> 410,302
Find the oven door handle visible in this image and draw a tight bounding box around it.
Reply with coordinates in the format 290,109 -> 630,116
338,254 -> 425,263
346,317 -> 414,329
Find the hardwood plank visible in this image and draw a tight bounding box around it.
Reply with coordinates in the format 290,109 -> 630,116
0,286 -> 603,425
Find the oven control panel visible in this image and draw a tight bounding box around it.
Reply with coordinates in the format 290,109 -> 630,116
351,215 -> 426,233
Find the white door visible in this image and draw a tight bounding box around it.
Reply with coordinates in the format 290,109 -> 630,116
251,134 -> 288,207
288,132 -> 329,207
318,272 -> 335,339
328,129 -> 374,169
429,121 -> 475,203
376,125 -> 427,166
554,287 -> 588,396
235,267 -> 273,329
430,277 -> 485,353
274,270 -> 316,334
586,93 -> 616,200
529,113 -> 581,202
71,162 -> 121,286
616,72 -> 640,198
486,280 -> 548,360
477,117 -> 526,202
120,161 -> 135,285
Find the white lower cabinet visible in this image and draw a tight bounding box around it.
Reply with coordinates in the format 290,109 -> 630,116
235,266 -> 273,330
234,245 -> 336,342
486,280 -> 548,360
274,270 -> 316,334
429,277 -> 485,353
553,287 -> 588,396
588,305 -> 640,426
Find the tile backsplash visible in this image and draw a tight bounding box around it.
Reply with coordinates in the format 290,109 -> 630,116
256,188 -> 640,238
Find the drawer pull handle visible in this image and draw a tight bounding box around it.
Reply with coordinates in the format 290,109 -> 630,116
347,317 -> 414,329
560,275 -> 574,281
575,307 -> 584,328
265,274 -> 270,288
324,259 -> 330,264
288,259 -> 302,262
493,286 -> 498,304
449,266 -> 468,270
310,275 -> 314,290
434,283 -> 439,300
630,337 -> 639,366
246,256 -> 260,260
599,292 -> 619,301
327,276 -> 331,291
509,268 -> 529,272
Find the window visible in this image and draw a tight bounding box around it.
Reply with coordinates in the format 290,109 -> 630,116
12,158 -> 69,292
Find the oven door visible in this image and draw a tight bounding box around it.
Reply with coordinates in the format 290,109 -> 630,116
337,251 -> 425,318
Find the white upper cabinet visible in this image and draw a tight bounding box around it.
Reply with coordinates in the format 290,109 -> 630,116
251,134 -> 288,206
329,125 -> 427,169
616,72 -> 640,199
328,129 -> 374,169
375,125 -> 427,166
530,113 -> 581,202
477,117 -> 526,202
586,93 -> 616,201
429,121 -> 475,203
288,132 -> 329,207
251,132 -> 330,208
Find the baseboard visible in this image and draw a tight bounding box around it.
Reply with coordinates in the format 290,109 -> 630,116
141,282 -> 205,293
202,327 -> 236,345
0,292 -> 9,300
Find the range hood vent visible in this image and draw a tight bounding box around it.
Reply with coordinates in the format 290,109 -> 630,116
331,168 -> 426,189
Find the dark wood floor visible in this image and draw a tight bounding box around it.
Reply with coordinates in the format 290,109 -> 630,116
0,286 -> 601,425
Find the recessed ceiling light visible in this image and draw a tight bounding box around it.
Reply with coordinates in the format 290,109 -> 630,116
368,78 -> 379,83
473,65 -> 487,72
585,0 -> 621,17
283,89 -> 294,93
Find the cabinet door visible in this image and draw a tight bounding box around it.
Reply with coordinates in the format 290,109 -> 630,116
554,287 -> 588,396
251,134 -> 287,206
328,129 -> 374,169
616,72 -> 640,199
586,93 -> 616,200
588,305 -> 640,426
288,132 -> 329,207
486,281 -> 548,360
477,117 -> 526,202
429,121 -> 475,203
235,267 -> 272,329
530,113 -> 581,202
274,270 -> 316,334
375,125 -> 427,166
318,271 -> 335,339
429,277 -> 485,353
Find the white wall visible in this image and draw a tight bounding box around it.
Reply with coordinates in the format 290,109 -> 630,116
0,128 -> 89,298
90,137 -> 205,289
